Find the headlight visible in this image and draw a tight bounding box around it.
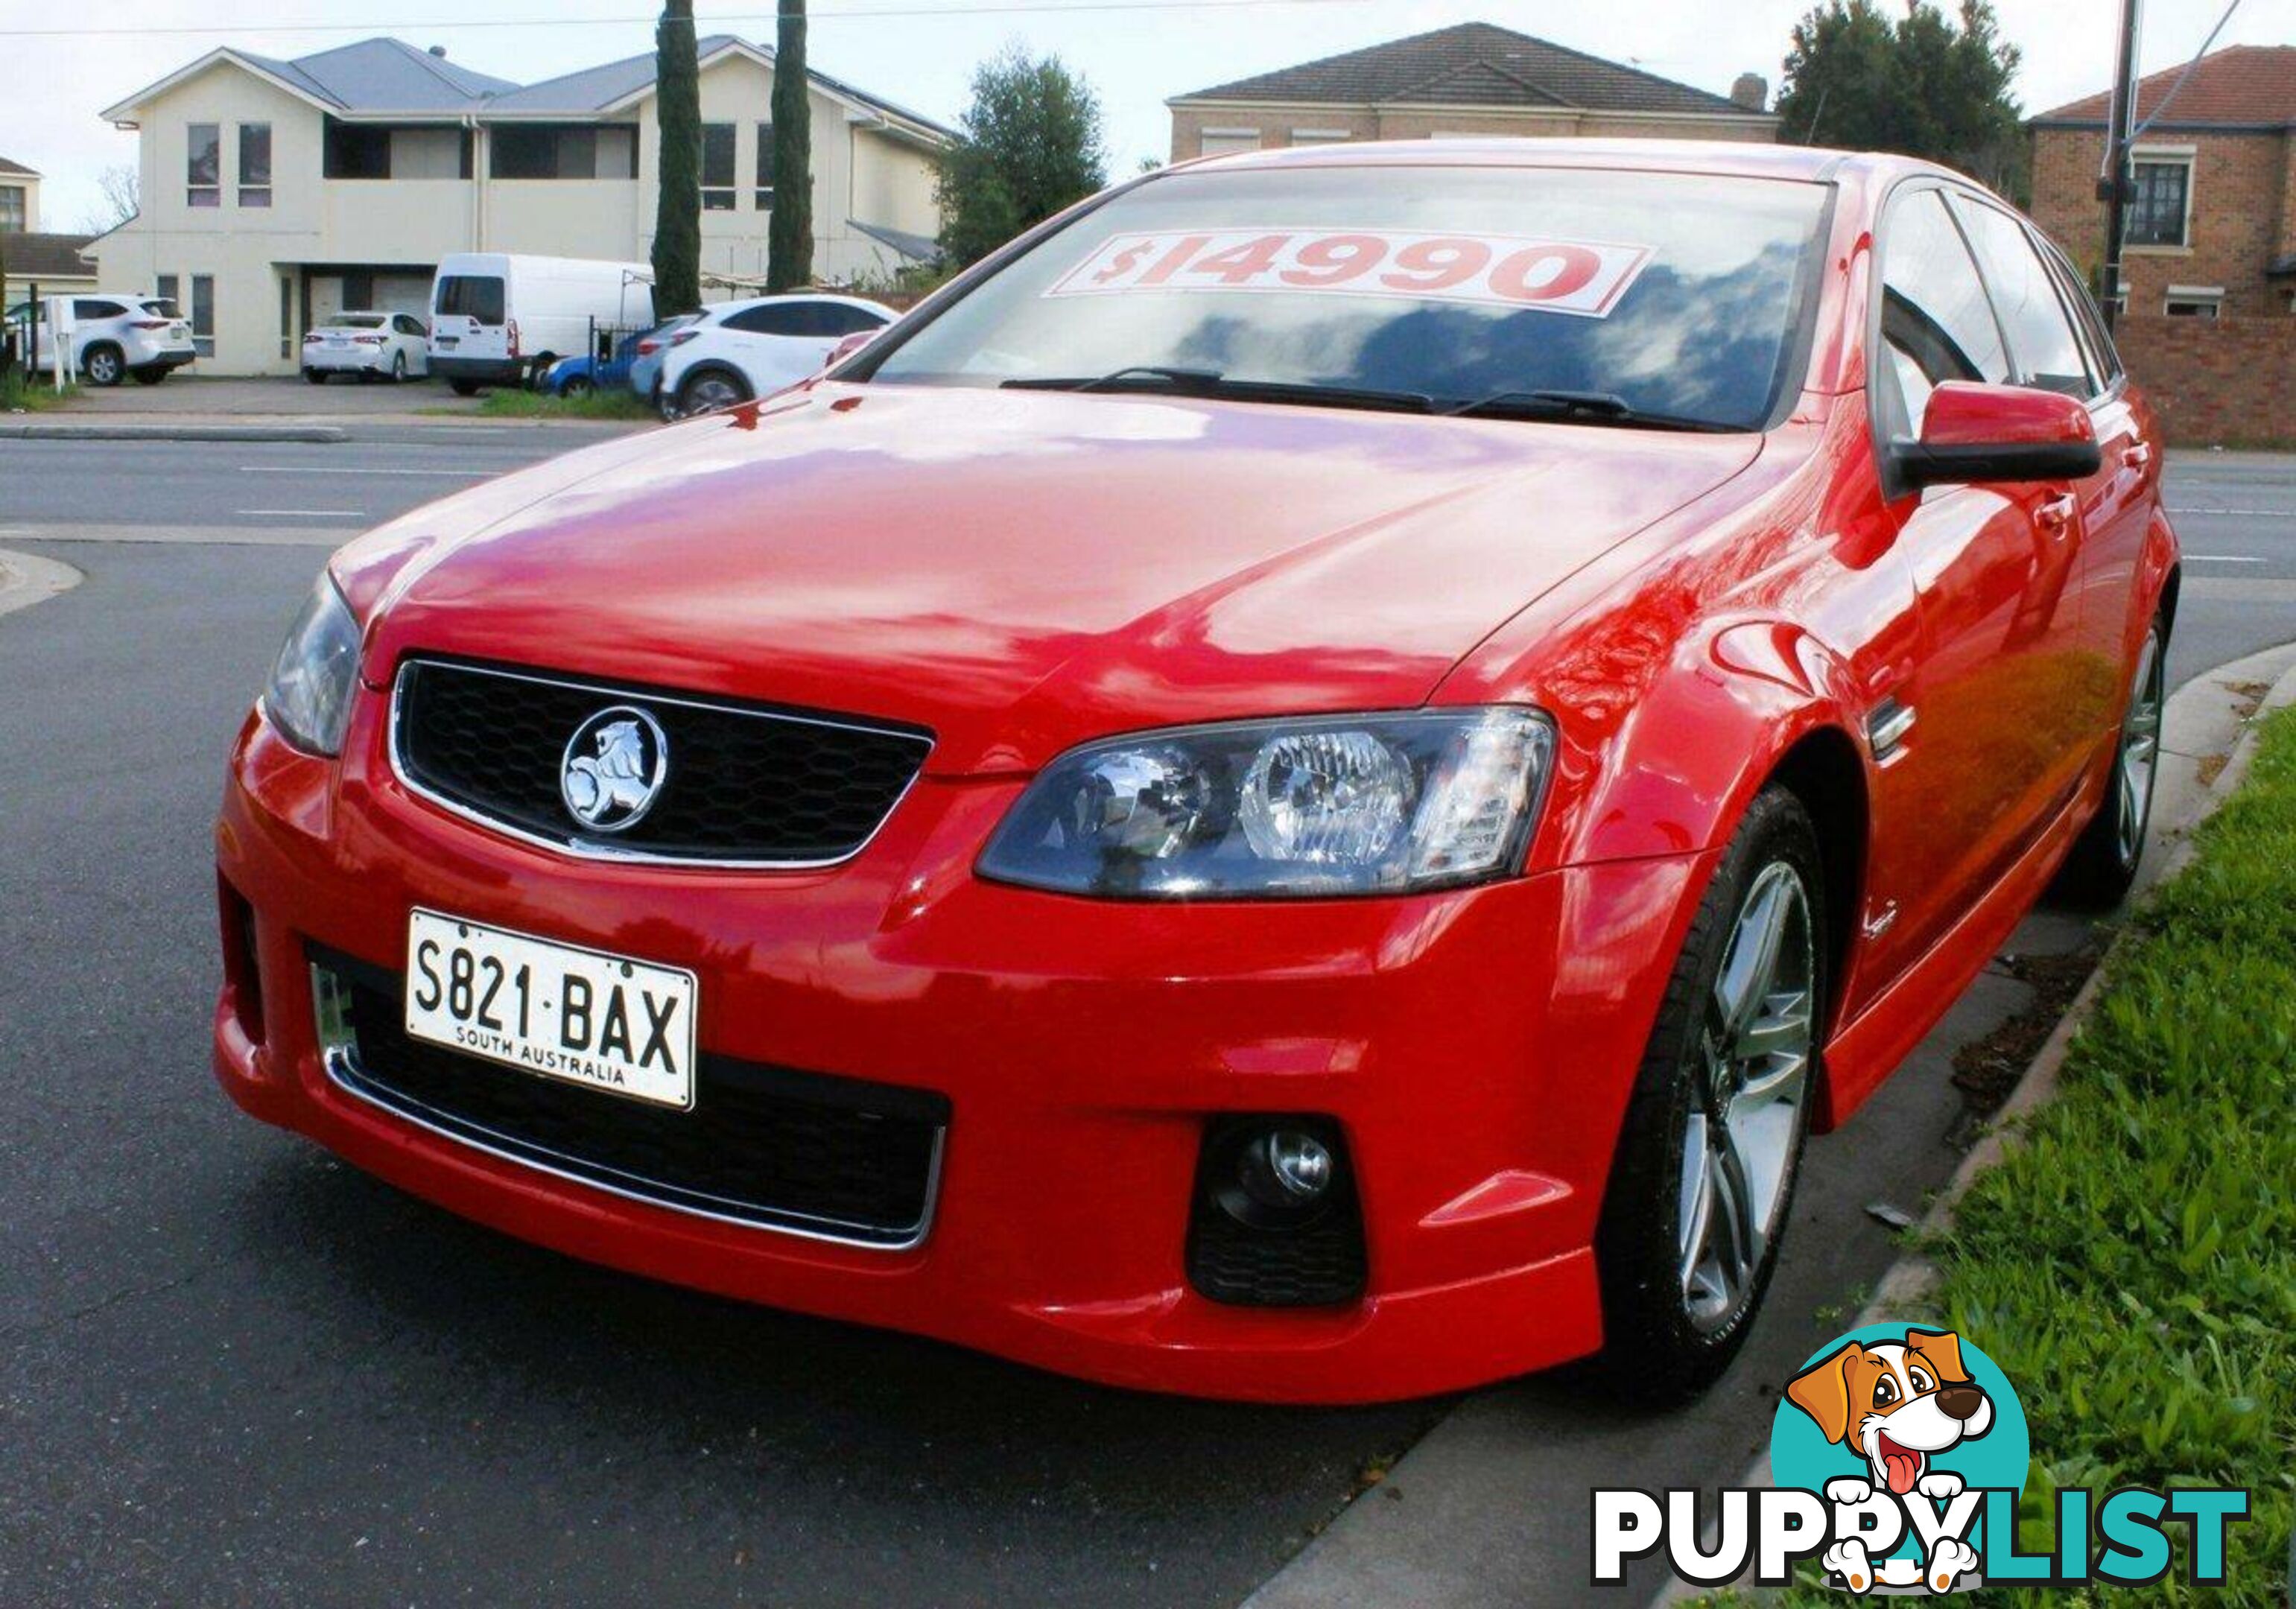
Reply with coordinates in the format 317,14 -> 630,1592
261,574 -> 361,756
978,708 -> 1555,898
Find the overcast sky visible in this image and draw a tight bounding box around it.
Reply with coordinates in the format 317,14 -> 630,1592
5,0 -> 2291,231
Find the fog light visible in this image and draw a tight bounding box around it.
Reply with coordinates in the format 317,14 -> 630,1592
1255,1130 -> 1333,1204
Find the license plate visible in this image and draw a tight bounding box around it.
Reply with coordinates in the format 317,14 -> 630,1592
405,910 -> 698,1108
326,336 -> 349,346
437,335 -> 459,349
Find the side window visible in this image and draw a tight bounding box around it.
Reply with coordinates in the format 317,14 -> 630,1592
818,305 -> 887,337
2037,236 -> 2122,387
726,303 -> 807,337
1950,197 -> 2096,400
1877,188 -> 2008,437
74,299 -> 126,320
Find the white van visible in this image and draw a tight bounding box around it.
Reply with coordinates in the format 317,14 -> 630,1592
427,254 -> 654,394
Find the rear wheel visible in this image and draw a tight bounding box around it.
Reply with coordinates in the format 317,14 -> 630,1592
390,352 -> 408,383
82,344 -> 124,387
1594,785 -> 1825,1403
2053,615 -> 2168,909
449,378 -> 481,397
677,367 -> 750,418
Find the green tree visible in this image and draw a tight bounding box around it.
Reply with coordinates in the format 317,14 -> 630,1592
650,0 -> 703,316
936,46 -> 1107,267
1777,0 -> 2025,196
767,0 -> 814,291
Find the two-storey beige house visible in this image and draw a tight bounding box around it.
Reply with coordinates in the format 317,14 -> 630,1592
89,36 -> 950,373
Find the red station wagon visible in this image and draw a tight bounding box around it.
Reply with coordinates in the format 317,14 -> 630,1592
216,142 -> 2178,1403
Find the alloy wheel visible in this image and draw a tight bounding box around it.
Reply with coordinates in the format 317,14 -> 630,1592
1678,860 -> 1815,1333
2116,632 -> 2165,868
685,375 -> 743,416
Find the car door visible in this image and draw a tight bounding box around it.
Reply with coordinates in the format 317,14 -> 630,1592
1947,196 -> 2129,754
719,302 -> 815,392
1855,185 -> 2097,977
396,314 -> 430,375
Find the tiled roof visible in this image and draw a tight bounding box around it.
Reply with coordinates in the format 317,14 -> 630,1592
491,35 -> 954,139
1171,22 -> 1756,117
1,232 -> 98,279
2032,45 -> 2296,128
0,155 -> 37,177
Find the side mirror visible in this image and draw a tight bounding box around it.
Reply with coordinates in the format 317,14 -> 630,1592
824,328 -> 882,371
1891,381 -> 2101,490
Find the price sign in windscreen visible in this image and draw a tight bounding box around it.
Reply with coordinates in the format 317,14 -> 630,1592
1044,228 -> 1653,318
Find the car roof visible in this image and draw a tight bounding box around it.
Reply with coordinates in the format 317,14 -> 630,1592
705,292 -> 895,318
1171,136 -> 1961,188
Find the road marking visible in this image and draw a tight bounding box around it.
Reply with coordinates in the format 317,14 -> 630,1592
235,466 -> 489,477
2185,554 -> 2268,563
236,508 -> 367,518
2167,507 -> 2296,518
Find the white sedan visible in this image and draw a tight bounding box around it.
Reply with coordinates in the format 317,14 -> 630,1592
302,312 -> 431,384
658,293 -> 895,418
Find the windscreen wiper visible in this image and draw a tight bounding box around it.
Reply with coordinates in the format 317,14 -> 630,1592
1443,388 -> 1737,433
1003,367 -> 1438,415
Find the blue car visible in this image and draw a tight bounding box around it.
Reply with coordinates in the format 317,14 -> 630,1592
625,312 -> 702,405
539,331 -> 643,397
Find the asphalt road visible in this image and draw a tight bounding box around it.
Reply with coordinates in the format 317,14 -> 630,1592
1,432 -> 2289,1608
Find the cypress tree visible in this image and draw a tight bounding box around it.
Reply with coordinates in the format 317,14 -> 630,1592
767,0 -> 814,291
651,0 -> 703,315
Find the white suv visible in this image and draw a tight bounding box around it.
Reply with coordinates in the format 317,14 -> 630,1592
658,293 -> 895,418
9,293 -> 198,386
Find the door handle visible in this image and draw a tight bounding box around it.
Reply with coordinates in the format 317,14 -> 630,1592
2035,493 -> 2078,536
2122,442 -> 2153,470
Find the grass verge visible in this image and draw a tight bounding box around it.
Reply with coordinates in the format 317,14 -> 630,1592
1713,703 -> 2296,1606
464,387 -> 656,422
0,369 -> 79,410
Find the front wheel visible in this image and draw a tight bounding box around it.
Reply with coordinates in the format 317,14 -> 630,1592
1594,785 -> 1826,1403
559,374 -> 592,398
2053,615 -> 2168,909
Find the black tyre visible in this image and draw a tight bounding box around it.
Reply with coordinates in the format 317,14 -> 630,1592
560,374 -> 593,398
1594,784 -> 1827,1403
449,378 -> 481,397
2053,615 -> 2168,910
82,344 -> 124,387
390,352 -> 407,383
131,368 -> 166,385
677,366 -> 751,418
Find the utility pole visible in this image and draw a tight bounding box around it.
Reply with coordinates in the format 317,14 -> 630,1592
2098,0 -> 2143,331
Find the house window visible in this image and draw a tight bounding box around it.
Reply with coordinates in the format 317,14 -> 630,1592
190,273 -> 215,358
188,122 -> 221,206
701,122 -> 735,210
490,124 -> 637,180
1196,128 -> 1260,157
323,123 -> 393,179
280,273 -> 293,358
0,185 -> 23,232
156,273 -> 179,308
2125,156 -> 2192,248
755,121 -> 774,210
239,123 -> 272,207
2163,285 -> 2223,319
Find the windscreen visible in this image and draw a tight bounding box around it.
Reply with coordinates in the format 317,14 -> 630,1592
326,314 -> 387,329
869,165 -> 1829,430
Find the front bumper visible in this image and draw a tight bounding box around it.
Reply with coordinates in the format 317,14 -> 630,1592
215,694 -> 1712,1402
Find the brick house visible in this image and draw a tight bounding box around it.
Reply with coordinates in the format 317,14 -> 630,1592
2029,44 -> 2296,320
2028,45 -> 2296,444
1166,22 -> 1775,162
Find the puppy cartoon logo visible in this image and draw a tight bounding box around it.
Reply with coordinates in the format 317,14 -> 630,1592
1783,1329 -> 2002,1593
1591,1323 -> 2248,1593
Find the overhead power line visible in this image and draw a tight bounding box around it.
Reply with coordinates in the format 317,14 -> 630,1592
1,0 -> 1372,39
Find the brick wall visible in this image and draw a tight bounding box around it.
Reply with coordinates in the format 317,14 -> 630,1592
1167,105 -> 1774,162
2030,124 -> 2295,316
2116,315 -> 2296,445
